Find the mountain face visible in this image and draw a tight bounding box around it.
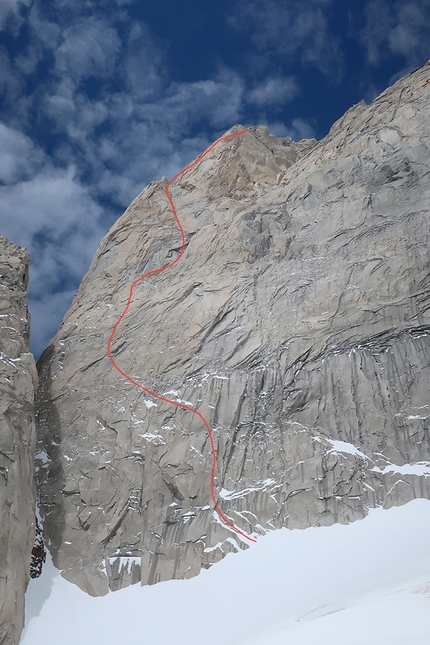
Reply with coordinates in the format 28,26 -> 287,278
36,62 -> 430,596
0,237 -> 37,645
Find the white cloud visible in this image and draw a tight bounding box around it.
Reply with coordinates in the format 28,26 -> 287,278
39,63 -> 245,206
248,76 -> 298,107
15,43 -> 44,75
389,3 -> 430,60
125,22 -> 165,99
27,7 -> 61,50
43,78 -> 79,123
0,64 -> 247,358
266,118 -> 316,141
0,124 -> 43,183
362,0 -> 430,68
229,0 -> 342,76
286,118 -> 316,140
0,155 -> 107,356
0,0 -> 31,31
41,0 -> 128,11
1,167 -> 103,246
9,8 -> 60,78
44,82 -> 109,145
1,3 -> 315,359
55,18 -> 121,82
162,69 -> 245,130
0,48 -> 27,122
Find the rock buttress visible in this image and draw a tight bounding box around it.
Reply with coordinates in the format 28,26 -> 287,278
0,236 -> 38,644
37,62 -> 430,595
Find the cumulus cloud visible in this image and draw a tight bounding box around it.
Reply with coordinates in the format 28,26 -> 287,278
0,124 -> 44,182
0,7 -> 249,357
362,0 -> 430,69
1,163 -> 107,356
164,69 -> 244,130
0,0 -> 323,358
267,118 -> 316,141
125,22 -> 165,99
39,62 -> 245,208
2,167 -> 102,248
83,69 -> 245,207
228,0 -> 342,77
0,0 -> 31,31
55,18 -> 121,82
0,123 -> 107,356
248,76 -> 298,107
0,47 -> 27,123
27,7 -> 61,50
285,118 -> 316,140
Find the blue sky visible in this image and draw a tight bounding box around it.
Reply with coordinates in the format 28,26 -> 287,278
1,0 -> 430,358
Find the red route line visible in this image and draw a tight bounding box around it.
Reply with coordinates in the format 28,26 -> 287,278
107,128 -> 257,543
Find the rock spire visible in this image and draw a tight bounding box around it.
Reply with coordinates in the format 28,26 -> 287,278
0,236 -> 38,644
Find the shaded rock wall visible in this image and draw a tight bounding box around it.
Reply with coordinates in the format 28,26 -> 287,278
0,237 -> 37,645
36,62 -> 430,595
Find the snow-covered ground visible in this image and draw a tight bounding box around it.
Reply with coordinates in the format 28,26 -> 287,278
22,499 -> 430,645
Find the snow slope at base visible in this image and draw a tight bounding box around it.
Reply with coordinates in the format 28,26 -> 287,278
22,499 -> 430,645
231,578 -> 430,645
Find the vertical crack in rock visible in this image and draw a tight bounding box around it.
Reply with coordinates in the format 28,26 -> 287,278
36,62 -> 430,595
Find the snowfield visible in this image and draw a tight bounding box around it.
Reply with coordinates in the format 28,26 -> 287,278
23,499 -> 430,645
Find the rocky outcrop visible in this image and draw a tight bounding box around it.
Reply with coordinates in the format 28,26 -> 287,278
0,237 -> 37,645
36,61 -> 430,595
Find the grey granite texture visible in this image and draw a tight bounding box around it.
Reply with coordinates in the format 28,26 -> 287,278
36,61 -> 430,595
0,236 -> 37,644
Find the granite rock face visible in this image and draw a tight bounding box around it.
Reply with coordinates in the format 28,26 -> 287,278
37,62 -> 430,595
0,237 -> 37,644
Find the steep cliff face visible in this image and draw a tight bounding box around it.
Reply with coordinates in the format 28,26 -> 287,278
36,62 -> 430,596
0,237 -> 37,644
